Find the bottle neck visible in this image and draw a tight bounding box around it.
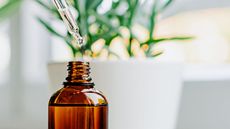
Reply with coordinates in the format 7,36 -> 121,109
63,61 -> 94,86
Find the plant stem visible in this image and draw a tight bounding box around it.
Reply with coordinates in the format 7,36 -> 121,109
149,0 -> 158,40
127,36 -> 133,57
127,0 -> 138,28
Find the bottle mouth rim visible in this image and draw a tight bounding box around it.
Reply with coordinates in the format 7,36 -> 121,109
65,61 -> 93,84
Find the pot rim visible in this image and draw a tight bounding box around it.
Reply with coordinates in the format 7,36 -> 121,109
48,59 -> 184,66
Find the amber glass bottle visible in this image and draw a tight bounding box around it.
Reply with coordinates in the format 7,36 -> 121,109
49,61 -> 108,129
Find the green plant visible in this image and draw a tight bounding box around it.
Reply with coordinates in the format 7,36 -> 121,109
0,0 -> 22,21
36,0 -> 192,59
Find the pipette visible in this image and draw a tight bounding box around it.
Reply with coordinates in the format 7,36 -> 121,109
52,0 -> 84,46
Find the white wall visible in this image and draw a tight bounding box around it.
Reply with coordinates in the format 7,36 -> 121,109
163,0 -> 230,17
178,81 -> 230,129
164,1 -> 230,129
0,0 -> 50,128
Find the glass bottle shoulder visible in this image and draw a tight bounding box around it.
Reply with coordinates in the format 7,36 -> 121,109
49,85 -> 108,106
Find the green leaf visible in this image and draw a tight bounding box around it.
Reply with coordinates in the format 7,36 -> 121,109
73,0 -> 80,12
153,36 -> 194,43
35,0 -> 56,13
127,0 -> 138,28
90,11 -> 120,34
36,0 -> 193,59
0,0 -> 22,21
111,0 -> 121,8
142,36 -> 194,46
37,17 -> 78,58
152,51 -> 163,57
37,17 -> 64,38
35,0 -> 61,19
86,0 -> 103,10
74,0 -> 88,36
105,1 -> 122,23
104,33 -> 119,45
146,50 -> 164,57
159,0 -> 173,12
149,0 -> 158,39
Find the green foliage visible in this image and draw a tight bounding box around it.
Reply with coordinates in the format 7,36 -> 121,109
36,0 -> 192,59
0,0 -> 22,21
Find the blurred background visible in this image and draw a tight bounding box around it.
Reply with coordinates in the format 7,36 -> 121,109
1,0 -> 230,129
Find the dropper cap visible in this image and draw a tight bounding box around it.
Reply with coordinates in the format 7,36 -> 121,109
52,0 -> 68,9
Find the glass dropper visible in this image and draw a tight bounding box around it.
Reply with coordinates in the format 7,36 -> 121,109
52,0 -> 84,46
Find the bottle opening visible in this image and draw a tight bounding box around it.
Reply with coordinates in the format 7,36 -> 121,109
63,61 -> 94,86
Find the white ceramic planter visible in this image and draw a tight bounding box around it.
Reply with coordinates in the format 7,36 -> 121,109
48,60 -> 183,129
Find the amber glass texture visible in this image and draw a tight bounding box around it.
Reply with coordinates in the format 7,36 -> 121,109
49,61 -> 108,129
49,85 -> 108,129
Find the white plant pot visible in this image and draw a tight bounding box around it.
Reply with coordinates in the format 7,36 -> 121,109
48,60 -> 183,129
